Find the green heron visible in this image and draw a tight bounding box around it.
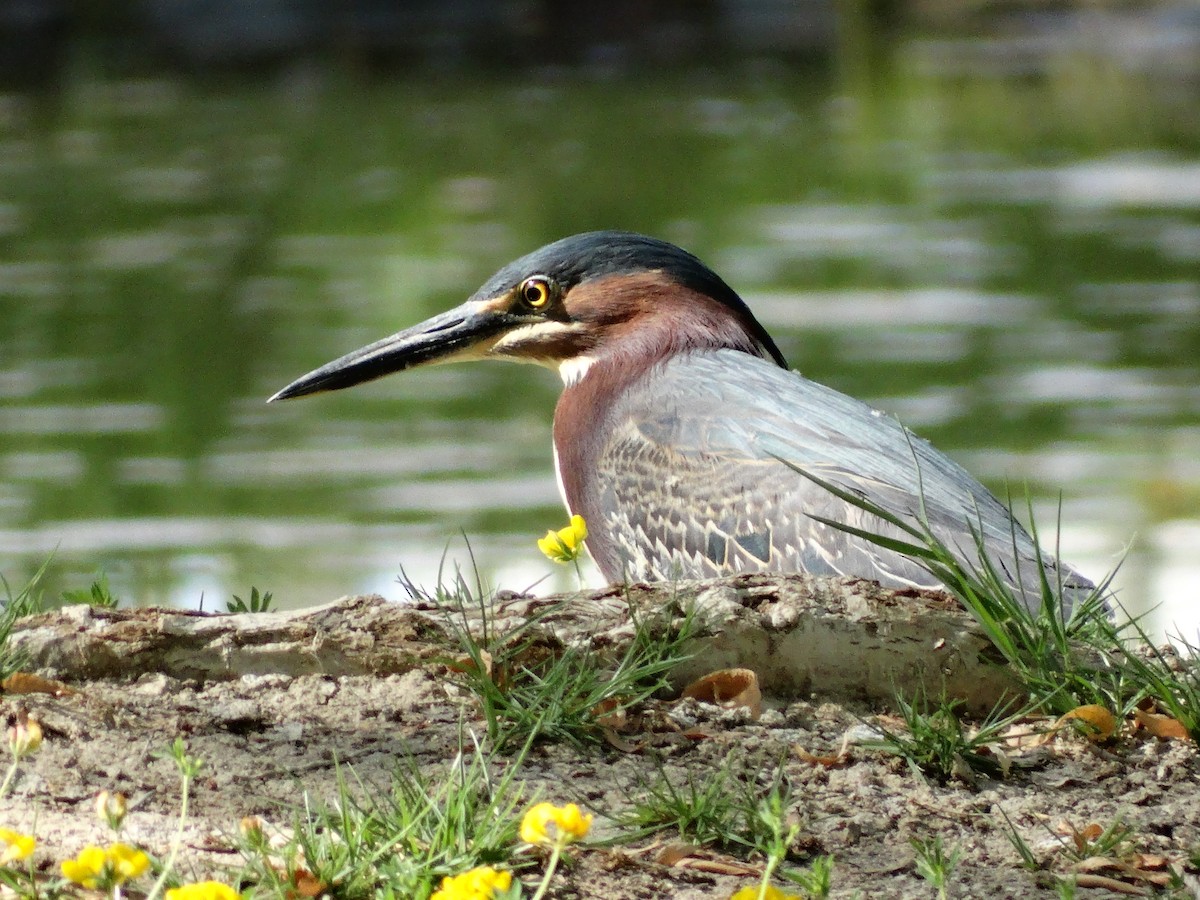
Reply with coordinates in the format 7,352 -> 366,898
270,231 -> 1093,610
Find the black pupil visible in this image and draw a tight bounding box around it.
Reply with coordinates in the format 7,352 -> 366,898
526,282 -> 544,304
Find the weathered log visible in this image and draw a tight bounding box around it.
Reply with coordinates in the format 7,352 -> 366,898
8,574 -> 1016,711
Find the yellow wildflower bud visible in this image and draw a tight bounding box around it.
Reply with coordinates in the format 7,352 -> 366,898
519,802 -> 592,846
239,816 -> 263,837
166,881 -> 241,900
61,845 -> 107,889
239,815 -> 266,850
537,515 -> 588,563
429,865 -> 512,900
95,790 -> 128,831
6,715 -> 42,758
0,828 -> 36,866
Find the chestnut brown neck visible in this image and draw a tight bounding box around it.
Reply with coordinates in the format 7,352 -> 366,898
551,272 -> 777,577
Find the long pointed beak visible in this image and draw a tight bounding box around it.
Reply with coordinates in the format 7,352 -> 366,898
268,300 -> 513,402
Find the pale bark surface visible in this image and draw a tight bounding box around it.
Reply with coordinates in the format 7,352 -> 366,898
11,574 -> 1014,710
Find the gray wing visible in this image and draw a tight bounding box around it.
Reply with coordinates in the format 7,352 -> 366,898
593,350 -> 1091,610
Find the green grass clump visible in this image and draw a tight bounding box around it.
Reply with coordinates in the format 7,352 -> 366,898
790,854 -> 835,900
0,561 -> 54,679
1112,627 -> 1200,742
866,691 -> 1030,782
61,572 -> 120,609
237,740 -> 530,899
405,567 -> 698,753
1,559 -> 52,622
624,760 -> 833,899
227,586 -> 275,614
912,835 -> 962,900
618,753 -> 802,856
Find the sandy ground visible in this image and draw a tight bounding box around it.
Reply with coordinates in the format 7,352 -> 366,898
2,579 -> 1198,898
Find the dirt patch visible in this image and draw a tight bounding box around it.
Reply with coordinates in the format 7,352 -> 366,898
3,577 -> 1198,898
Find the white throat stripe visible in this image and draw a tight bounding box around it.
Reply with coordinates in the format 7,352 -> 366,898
558,356 -> 595,386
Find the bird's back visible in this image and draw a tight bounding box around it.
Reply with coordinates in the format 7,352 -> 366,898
581,349 -> 1092,611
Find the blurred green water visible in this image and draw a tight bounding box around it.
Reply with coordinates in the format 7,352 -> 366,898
1,51 -> 1198,633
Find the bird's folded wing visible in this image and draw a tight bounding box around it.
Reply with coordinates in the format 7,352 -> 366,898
594,350 -> 1050,592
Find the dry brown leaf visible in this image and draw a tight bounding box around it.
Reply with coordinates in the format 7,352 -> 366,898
275,866 -> 326,899
997,718 -> 1055,750
1129,869 -> 1175,887
1073,855 -> 1126,873
677,858 -> 761,876
654,843 -> 761,876
593,697 -> 627,730
600,726 -> 639,753
602,847 -> 654,870
1055,820 -> 1104,855
1,672 -> 75,697
1141,872 -> 1175,887
672,853 -> 760,877
1070,859 -> 1171,888
292,875 -> 327,898
1072,874 -> 1148,895
1131,852 -> 1170,870
654,843 -> 700,866
1133,708 -> 1190,741
445,650 -> 493,679
1073,855 -> 1175,887
680,668 -> 762,719
1057,704 -> 1116,742
793,744 -> 850,768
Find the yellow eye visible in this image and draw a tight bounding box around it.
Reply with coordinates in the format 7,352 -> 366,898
519,277 -> 552,309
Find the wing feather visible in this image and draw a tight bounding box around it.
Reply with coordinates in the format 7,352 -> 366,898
591,350 -> 1090,608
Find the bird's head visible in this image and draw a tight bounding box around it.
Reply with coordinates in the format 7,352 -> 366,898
269,231 -> 787,402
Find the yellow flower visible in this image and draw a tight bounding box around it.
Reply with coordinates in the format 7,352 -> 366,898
0,828 -> 36,866
108,843 -> 150,881
166,881 -> 241,900
519,802 -> 592,846
537,515 -> 588,563
61,845 -> 107,889
6,717 -> 42,758
729,885 -> 802,900
429,866 -> 512,900
60,843 -> 149,889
